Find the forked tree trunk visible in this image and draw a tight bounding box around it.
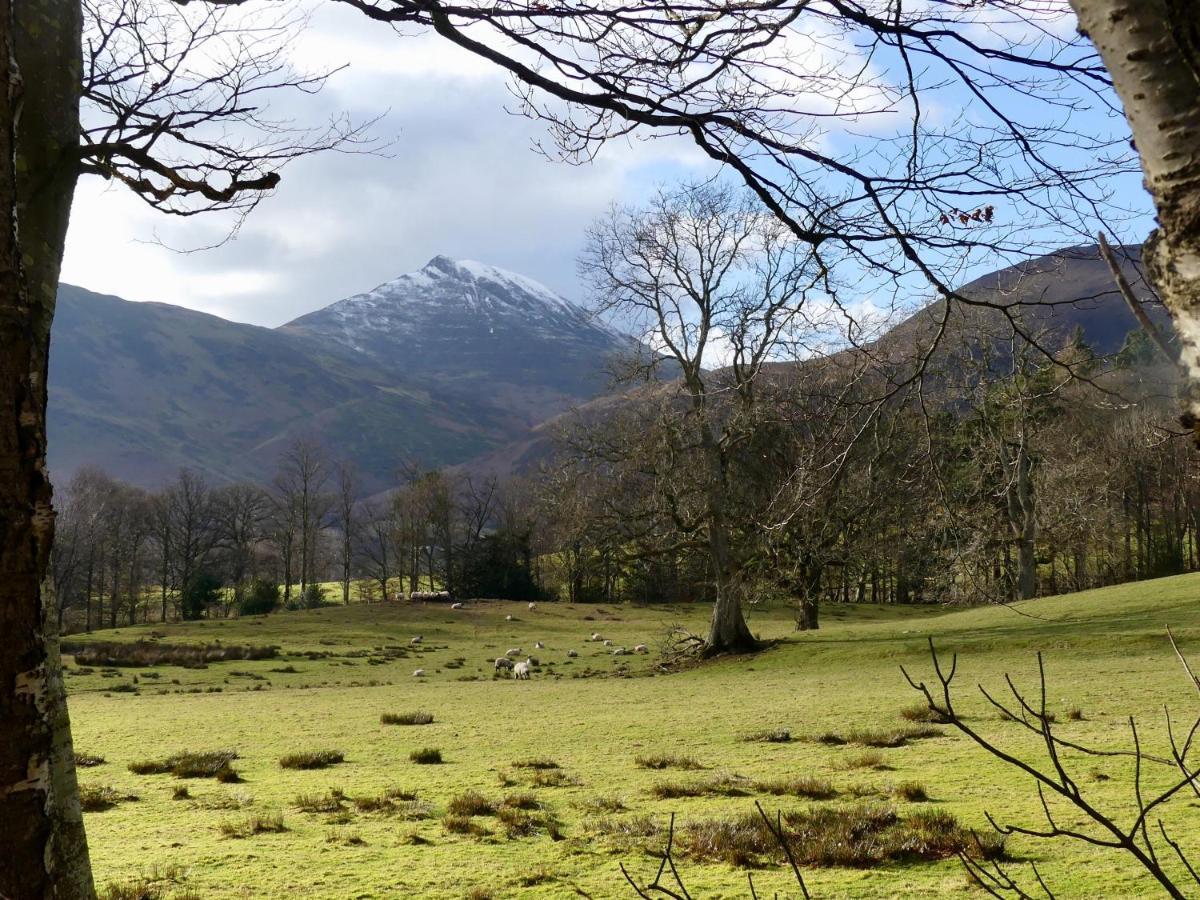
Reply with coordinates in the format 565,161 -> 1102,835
1071,0 -> 1200,436
0,1 -> 92,896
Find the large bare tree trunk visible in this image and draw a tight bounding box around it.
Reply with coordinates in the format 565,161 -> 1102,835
1071,1 -> 1200,435
700,439 -> 758,655
0,0 -> 92,896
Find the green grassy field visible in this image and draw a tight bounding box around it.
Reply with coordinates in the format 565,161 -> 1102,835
66,574 -> 1200,899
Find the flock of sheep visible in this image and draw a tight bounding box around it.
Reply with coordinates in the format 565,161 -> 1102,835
409,600 -> 649,680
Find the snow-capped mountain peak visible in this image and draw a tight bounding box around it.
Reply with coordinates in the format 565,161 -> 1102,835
279,257 -> 633,406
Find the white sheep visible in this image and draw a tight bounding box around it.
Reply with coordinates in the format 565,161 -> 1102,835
495,657 -> 514,671
603,639 -> 613,647
566,649 -> 578,658
410,635 -> 423,646
450,602 -> 464,610
634,644 -> 649,654
533,641 -> 545,650
528,601 -> 538,611
590,632 -> 603,642
412,668 -> 425,677
506,614 -> 514,621
505,647 -> 523,657
513,658 -> 532,680
613,647 -> 630,656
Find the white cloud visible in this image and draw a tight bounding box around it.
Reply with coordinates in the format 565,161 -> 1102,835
62,8 -> 714,327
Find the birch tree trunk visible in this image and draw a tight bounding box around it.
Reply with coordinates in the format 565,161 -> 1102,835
1071,0 -> 1200,434
0,0 -> 92,896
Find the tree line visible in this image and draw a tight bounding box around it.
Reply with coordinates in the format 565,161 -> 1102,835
50,441 -> 546,632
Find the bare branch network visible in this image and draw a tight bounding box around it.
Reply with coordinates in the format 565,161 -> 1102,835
80,0 -> 379,219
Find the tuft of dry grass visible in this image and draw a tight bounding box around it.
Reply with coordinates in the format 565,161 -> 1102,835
410,748 -> 443,765
844,725 -> 944,748
279,749 -> 344,770
74,752 -> 106,768
893,781 -> 929,802
79,784 -> 136,812
753,776 -> 837,800
442,814 -> 491,837
634,753 -> 704,770
743,729 -> 792,744
218,810 -> 286,838
511,758 -> 560,770
128,749 -> 238,780
899,703 -> 951,724
295,791 -> 346,813
650,774 -> 750,799
837,751 -> 891,771
673,804 -> 1005,869
576,795 -> 627,814
381,711 -> 434,726
447,790 -> 497,817
531,769 -> 578,788
501,792 -> 541,811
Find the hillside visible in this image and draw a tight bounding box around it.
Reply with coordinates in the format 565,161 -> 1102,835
49,245 -> 1166,490
66,574 -> 1200,898
48,259 -> 634,490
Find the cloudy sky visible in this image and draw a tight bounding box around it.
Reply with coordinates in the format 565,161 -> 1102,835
60,2 -> 1152,331
61,4 -> 712,327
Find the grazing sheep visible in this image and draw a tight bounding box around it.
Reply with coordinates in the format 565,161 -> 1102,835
412,669 -> 425,677
533,641 -> 545,650
612,647 -> 630,656
495,657 -> 514,671
634,644 -> 649,653
566,649 -> 579,658
528,602 -> 538,611
590,633 -> 603,642
602,639 -> 613,647
506,614 -> 514,621
513,658 -> 532,680
505,647 -> 523,657
450,602 -> 464,610
410,636 -> 423,646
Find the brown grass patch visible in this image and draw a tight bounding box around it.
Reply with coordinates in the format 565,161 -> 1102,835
753,777 -> 837,800
279,749 -> 344,770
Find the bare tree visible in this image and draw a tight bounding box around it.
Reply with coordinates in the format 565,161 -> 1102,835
273,439 -> 333,595
581,182 -> 828,653
335,462 -> 358,605
214,483 -> 272,607
904,634 -> 1200,898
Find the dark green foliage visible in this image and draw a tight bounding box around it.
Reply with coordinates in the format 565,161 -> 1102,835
181,571 -> 222,621
456,530 -> 548,601
239,579 -> 281,616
